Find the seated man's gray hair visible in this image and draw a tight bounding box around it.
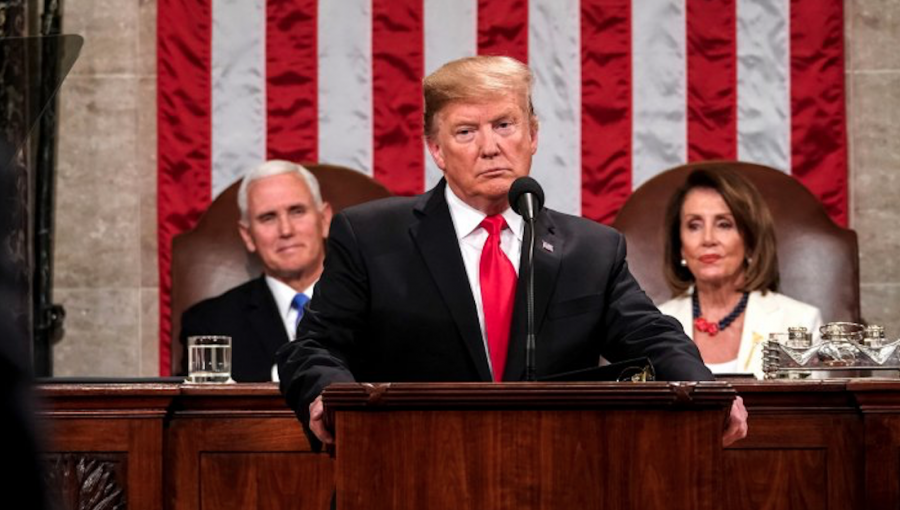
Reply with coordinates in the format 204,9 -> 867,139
237,160 -> 323,221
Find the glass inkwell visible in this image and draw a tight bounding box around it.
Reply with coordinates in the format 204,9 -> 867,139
764,322 -> 900,379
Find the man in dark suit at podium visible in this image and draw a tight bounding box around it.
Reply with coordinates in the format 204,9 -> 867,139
277,56 -> 747,445
180,160 -> 332,381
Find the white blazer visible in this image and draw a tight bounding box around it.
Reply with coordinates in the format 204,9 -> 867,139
658,290 -> 823,379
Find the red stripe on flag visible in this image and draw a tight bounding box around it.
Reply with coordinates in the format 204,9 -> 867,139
581,0 -> 632,225
477,0 -> 528,62
157,0 -> 213,375
790,0 -> 848,226
372,0 -> 425,195
686,0 -> 737,161
266,0 -> 318,162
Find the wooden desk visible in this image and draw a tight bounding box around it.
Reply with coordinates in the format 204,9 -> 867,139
38,383 -> 330,510
39,383 -> 177,510
35,380 -> 900,509
724,380 -> 863,510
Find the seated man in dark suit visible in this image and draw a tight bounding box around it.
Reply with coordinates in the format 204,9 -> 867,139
180,160 -> 332,381
277,56 -> 747,445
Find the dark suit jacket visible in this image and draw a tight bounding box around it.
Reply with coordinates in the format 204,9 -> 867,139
277,180 -> 714,424
180,275 -> 288,382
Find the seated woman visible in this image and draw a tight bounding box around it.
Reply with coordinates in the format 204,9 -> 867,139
658,168 -> 823,378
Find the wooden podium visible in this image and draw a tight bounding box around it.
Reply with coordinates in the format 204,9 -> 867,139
323,381 -> 735,510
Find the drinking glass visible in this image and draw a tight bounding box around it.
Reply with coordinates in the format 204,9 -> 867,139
187,335 -> 232,383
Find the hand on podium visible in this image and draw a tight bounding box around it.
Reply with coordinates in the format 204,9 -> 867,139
723,396 -> 748,446
309,395 -> 334,445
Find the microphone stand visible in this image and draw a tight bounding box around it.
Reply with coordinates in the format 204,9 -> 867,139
524,213 -> 537,382
510,180 -> 543,382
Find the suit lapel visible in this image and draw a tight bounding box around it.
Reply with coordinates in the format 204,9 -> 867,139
504,211 -> 562,381
409,181 -> 492,381
246,276 -> 290,356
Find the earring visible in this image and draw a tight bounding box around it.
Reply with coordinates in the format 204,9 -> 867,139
746,256 -> 753,265
680,258 -> 687,267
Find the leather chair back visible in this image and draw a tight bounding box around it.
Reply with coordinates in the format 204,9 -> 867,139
612,161 -> 859,323
170,163 -> 392,374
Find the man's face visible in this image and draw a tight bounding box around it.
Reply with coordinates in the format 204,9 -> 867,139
426,94 -> 538,213
239,172 -> 332,285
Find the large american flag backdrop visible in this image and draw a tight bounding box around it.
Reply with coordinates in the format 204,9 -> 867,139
157,0 -> 847,375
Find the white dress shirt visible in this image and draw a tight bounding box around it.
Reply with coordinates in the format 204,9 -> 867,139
445,185 -> 523,376
265,276 -> 317,381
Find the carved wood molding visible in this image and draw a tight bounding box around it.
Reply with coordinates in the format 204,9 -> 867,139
42,453 -> 126,510
322,381 -> 737,410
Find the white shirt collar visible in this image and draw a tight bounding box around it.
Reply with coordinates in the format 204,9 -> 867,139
265,275 -> 316,320
265,276 -> 316,382
444,183 -> 524,241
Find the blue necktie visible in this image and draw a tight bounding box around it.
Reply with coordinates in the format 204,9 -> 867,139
292,293 -> 310,329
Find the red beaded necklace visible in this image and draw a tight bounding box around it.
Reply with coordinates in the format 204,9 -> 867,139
692,291 -> 749,337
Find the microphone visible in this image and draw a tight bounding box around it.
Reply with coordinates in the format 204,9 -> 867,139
509,177 -> 544,221
508,177 -> 545,381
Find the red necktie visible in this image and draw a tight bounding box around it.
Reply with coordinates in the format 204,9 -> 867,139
479,215 -> 517,382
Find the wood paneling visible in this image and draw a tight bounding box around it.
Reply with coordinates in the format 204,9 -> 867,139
38,384 -> 175,510
848,380 -> 900,510
326,383 -> 733,510
34,380 -> 900,510
727,381 -> 864,510
200,453 -> 332,510
165,384 -> 332,510
725,449 -> 827,509
42,453 -> 128,510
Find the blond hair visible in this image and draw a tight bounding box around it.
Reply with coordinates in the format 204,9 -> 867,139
423,55 -> 537,139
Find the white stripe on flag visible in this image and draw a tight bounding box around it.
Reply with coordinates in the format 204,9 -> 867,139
423,0 -> 477,190
632,0 -> 687,189
211,0 -> 266,197
529,0 -> 581,216
737,0 -> 791,172
318,0 -> 373,176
